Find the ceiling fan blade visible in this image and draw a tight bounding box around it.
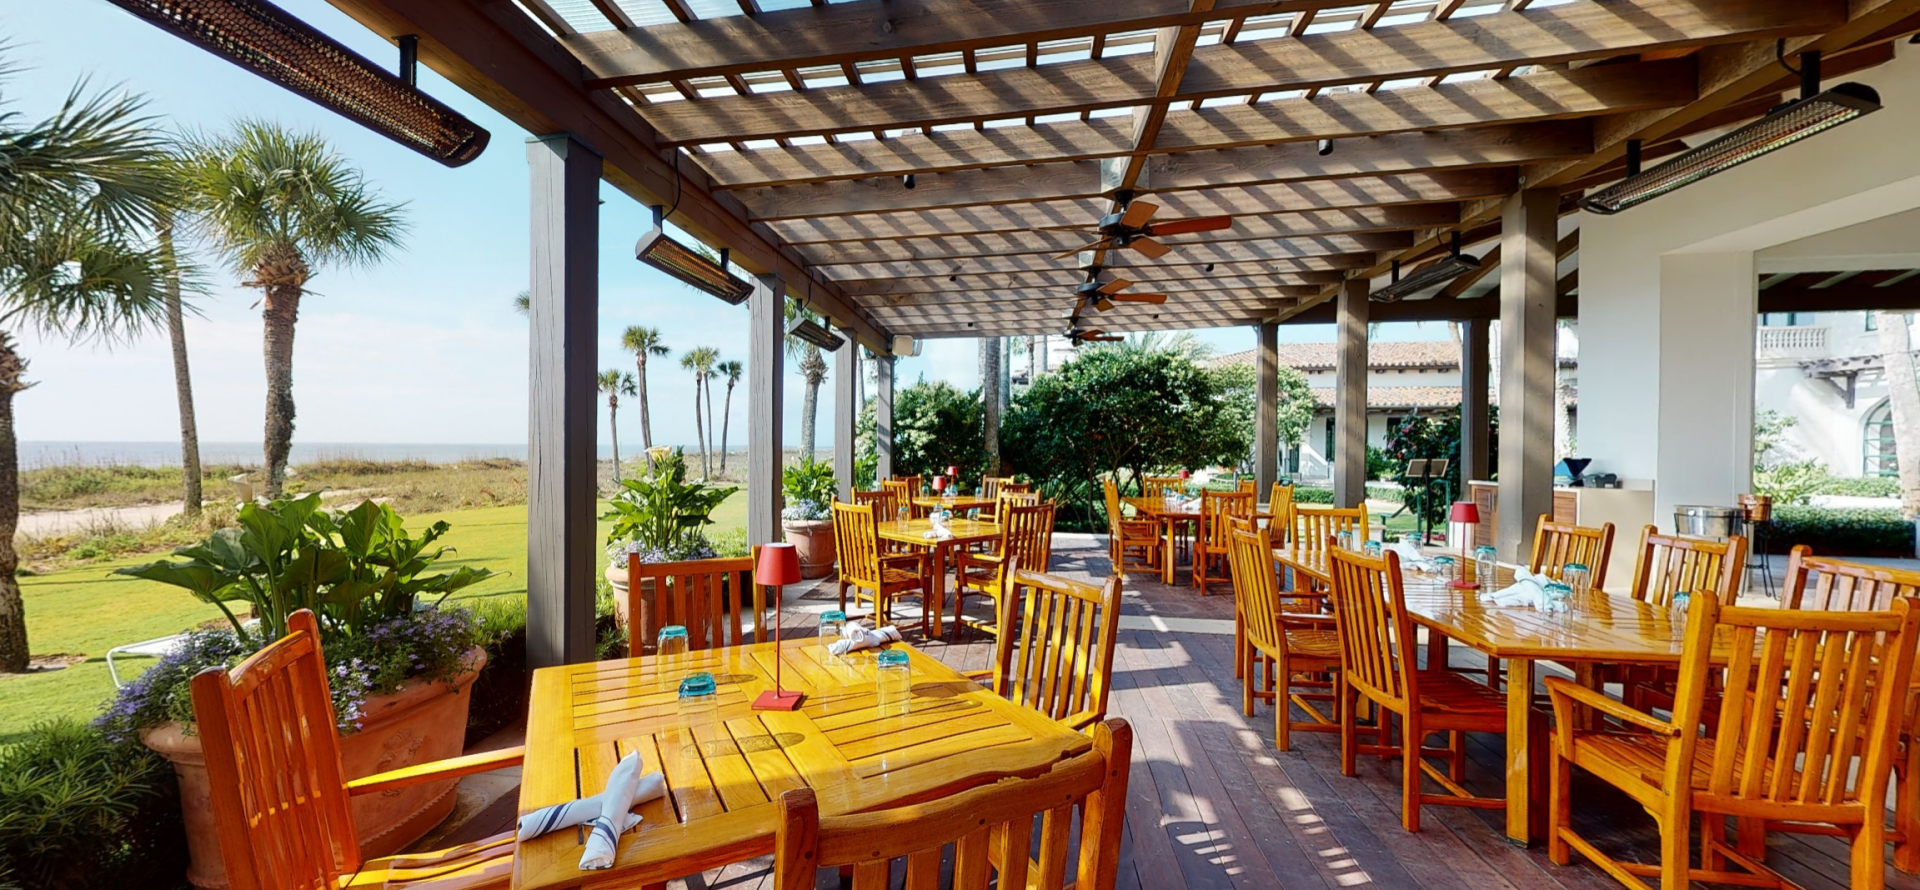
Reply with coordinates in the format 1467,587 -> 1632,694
1097,277 -> 1134,294
1127,236 -> 1172,260
1053,239 -> 1111,259
1110,292 -> 1167,304
1145,215 -> 1234,237
1089,334 -> 1124,342
1093,297 -> 1115,312
1119,200 -> 1159,230
1081,328 -> 1106,337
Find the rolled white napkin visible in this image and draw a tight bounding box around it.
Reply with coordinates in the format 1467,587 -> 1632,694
1489,568 -> 1551,608
579,751 -> 652,870
828,622 -> 903,657
921,528 -> 953,540
1386,539 -> 1434,571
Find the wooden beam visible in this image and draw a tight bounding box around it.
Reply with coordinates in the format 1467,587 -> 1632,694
321,0 -> 892,352
1459,316 -> 1491,482
1255,322 -> 1279,493
731,123 -> 1585,218
823,253 -> 1375,284
800,232 -> 1410,268
781,203 -> 1457,246
874,355 -> 894,481
1496,188 -> 1557,570
833,331 -> 856,500
748,273 -> 785,546
695,60 -> 1694,187
846,270 -> 1341,298
1759,276 -> 1920,313
637,0 -> 1837,144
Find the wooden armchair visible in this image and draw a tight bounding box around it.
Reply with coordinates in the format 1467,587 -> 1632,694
1268,482 -> 1296,546
1194,489 -> 1255,596
991,567 -> 1121,731
888,476 -> 925,518
1611,525 -> 1748,706
1141,475 -> 1183,498
771,719 -> 1133,890
623,550 -> 766,655
851,487 -> 900,521
1527,515 -> 1617,587
1291,505 -> 1368,591
1103,478 -> 1162,579
978,479 -> 1030,522
955,501 -> 1055,638
832,501 -> 934,635
1228,521 -> 1342,750
1547,592 -> 1920,890
1327,547 -> 1526,833
191,610 -> 524,890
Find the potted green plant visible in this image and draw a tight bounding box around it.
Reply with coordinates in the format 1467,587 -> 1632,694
101,495 -> 499,889
781,457 -> 837,579
602,447 -> 739,626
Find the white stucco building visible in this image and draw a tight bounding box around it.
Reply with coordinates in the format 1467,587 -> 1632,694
1753,309 -> 1906,478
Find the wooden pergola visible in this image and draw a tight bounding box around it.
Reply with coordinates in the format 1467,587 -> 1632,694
302,0 -> 1920,664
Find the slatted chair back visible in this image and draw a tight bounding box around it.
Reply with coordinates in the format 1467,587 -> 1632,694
1295,505 -> 1368,562
1626,524 -> 1748,607
880,479 -> 912,505
772,719 -> 1133,890
1237,479 -> 1256,494
190,609 -> 360,890
1142,475 -> 1183,498
994,567 -> 1122,730
1678,593 -> 1919,831
625,550 -> 765,653
998,501 -> 1057,575
1202,489 -> 1256,552
851,488 -> 900,521
1781,545 -> 1920,612
832,501 -> 885,590
1527,516 -> 1617,588
1327,546 -> 1417,714
1229,524 -> 1290,659
981,475 -> 1010,501
1268,483 -> 1296,544
980,478 -> 1031,521
1102,478 -> 1128,537
890,474 -> 923,493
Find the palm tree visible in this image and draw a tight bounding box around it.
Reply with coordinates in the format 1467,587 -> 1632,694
598,369 -> 636,481
0,72 -> 176,671
620,326 -> 669,467
158,210 -> 203,518
716,359 -> 744,475
512,289 -> 529,315
784,300 -> 830,460
180,121 -> 406,498
680,346 -> 720,477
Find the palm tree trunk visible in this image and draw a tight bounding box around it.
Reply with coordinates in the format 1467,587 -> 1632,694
982,337 -> 1001,475
691,373 -> 708,478
1877,311 -> 1920,518
1027,337 -> 1036,384
801,376 -> 820,461
261,278 -> 301,499
160,221 -> 202,517
704,377 -> 716,477
608,396 -> 622,482
637,355 -> 654,469
720,382 -> 737,474
0,335 -> 29,672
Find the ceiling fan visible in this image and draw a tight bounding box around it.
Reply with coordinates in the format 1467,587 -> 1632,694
1044,191 -> 1234,261
1064,323 -> 1123,346
1071,267 -> 1167,312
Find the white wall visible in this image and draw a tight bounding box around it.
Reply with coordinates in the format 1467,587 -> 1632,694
1582,43 -> 1920,528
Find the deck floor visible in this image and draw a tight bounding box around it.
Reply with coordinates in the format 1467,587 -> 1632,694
441,533 -> 1914,890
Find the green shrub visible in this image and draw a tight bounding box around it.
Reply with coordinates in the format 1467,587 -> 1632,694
0,721 -> 187,890
1811,476 -> 1901,499
1294,486 -> 1334,505
1766,506 -> 1914,557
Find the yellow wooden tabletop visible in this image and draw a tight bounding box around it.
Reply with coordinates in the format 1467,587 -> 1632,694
514,638 -> 1086,890
1121,496 -> 1203,519
910,495 -> 996,511
875,516 -> 1001,545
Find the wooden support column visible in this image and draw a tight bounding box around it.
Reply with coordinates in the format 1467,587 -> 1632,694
1334,278 -> 1369,508
833,329 -> 856,499
526,134 -> 599,670
1460,317 -> 1492,483
981,337 -> 1001,477
875,354 -> 895,481
748,273 -> 785,547
1254,322 -> 1279,493
1497,188 -> 1558,561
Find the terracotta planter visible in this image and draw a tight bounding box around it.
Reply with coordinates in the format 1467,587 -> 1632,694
782,519 -> 837,579
144,648 -> 485,890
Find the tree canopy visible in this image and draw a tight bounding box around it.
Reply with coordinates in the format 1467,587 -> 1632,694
856,379 -> 986,489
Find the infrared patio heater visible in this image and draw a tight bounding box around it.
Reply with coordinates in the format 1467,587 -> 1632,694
1580,49 -> 1881,214
103,0 -> 489,167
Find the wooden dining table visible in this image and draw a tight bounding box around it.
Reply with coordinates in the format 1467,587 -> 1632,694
513,638 -> 1089,890
1122,495 -> 1202,585
910,494 -> 996,513
877,516 -> 1000,639
1272,547 -> 1745,847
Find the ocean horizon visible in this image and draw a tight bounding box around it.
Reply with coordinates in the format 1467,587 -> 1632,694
16,441 -> 796,470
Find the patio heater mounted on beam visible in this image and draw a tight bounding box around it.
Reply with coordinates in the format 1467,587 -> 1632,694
103,0 -> 489,167
1581,51 -> 1881,215
635,206 -> 753,304
1373,233 -> 1479,302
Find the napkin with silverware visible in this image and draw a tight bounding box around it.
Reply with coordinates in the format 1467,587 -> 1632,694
829,620 -> 903,657
515,750 -> 666,869
1489,568 -> 1553,609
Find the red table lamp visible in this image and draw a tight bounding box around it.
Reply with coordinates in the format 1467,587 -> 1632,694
1448,501 -> 1480,590
752,543 -> 805,710
931,475 -> 947,494
945,464 -> 960,480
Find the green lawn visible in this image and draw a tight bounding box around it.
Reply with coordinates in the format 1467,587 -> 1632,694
0,492 -> 747,745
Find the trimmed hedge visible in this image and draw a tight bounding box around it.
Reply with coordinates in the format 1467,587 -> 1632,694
1766,506 -> 1914,557
1811,476 -> 1901,499
1283,485 -> 1399,505
1295,486 -> 1334,504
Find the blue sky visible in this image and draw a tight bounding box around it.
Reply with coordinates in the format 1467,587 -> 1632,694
3,1 -> 1445,451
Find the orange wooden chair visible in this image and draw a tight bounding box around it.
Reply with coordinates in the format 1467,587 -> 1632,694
851,487 -> 900,520
1103,478 -> 1161,579
1141,475 -> 1183,498
1194,489 -> 1255,596
1228,520 -> 1343,750
623,551 -> 765,654
1777,546 -> 1920,873
978,478 -> 1030,522
1528,516 -> 1617,587
955,500 -> 1056,638
1290,505 -> 1368,590
771,719 -> 1133,890
1267,482 -> 1296,546
1328,546 -> 1530,832
887,475 -> 926,518
832,501 -> 934,635
1611,525 -> 1749,707
991,567 -> 1121,731
1546,592 -> 1920,890
190,610 -> 525,890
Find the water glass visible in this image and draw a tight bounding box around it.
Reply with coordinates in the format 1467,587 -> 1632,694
1542,581 -> 1574,616
1473,545 -> 1498,589
677,671 -> 718,757
1433,555 -> 1458,582
1335,530 -> 1353,551
896,505 -> 909,527
1670,592 -> 1693,636
876,648 -> 912,715
1362,539 -> 1382,557
819,610 -> 847,654
657,625 -> 689,683
1561,563 -> 1591,598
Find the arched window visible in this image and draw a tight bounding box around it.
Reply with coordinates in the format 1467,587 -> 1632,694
1865,400 -> 1898,477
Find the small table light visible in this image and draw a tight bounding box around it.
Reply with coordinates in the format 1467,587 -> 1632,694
752,543 -> 805,710
1448,501 -> 1481,590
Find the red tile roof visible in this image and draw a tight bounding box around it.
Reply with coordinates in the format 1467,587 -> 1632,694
1308,386 -> 1464,410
